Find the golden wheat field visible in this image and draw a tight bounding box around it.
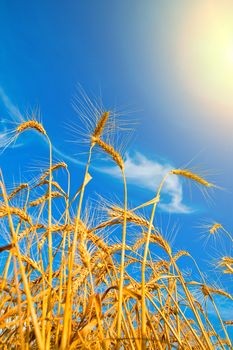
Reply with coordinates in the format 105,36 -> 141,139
0,111 -> 232,350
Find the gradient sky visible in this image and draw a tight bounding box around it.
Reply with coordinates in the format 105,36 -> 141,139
0,0 -> 232,326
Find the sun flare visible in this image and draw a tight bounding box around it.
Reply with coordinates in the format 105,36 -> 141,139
178,0 -> 233,115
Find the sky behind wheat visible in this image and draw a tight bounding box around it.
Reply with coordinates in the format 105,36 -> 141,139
0,0 -> 233,314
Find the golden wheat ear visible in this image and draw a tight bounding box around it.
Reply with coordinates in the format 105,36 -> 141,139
171,169 -> 213,187
92,111 -> 110,139
8,183 -> 28,200
209,223 -> 222,234
92,136 -> 124,170
16,120 -> 46,135
40,162 -> 68,181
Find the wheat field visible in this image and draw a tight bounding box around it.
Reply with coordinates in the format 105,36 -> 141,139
0,111 -> 232,349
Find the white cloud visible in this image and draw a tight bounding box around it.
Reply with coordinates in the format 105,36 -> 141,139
103,152 -> 192,214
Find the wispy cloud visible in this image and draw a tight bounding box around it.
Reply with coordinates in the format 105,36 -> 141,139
103,152 -> 192,214
0,87 -> 24,151
0,87 -> 22,121
52,145 -> 84,166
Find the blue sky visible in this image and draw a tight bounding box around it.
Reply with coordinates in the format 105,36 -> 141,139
0,0 -> 233,322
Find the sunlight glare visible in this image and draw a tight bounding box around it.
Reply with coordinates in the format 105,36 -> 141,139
177,0 -> 233,116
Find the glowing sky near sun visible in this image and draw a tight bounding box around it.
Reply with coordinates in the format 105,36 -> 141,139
177,0 -> 233,117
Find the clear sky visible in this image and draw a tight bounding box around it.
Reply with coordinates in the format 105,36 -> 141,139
0,0 -> 232,323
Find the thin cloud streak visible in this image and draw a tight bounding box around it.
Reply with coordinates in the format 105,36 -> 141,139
52,145 -> 84,166
0,87 -> 22,121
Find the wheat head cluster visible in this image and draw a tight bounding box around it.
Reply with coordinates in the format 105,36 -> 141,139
0,109 -> 232,350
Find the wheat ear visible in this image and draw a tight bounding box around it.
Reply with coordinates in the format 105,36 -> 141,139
171,169 -> 213,187
92,111 -> 110,139
92,136 -> 124,170
16,120 -> 46,135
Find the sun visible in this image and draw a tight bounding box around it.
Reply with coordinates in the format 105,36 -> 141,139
177,0 -> 233,116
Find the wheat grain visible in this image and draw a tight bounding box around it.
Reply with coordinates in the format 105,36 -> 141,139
92,136 -> 124,170
0,205 -> 32,225
8,184 -> 28,200
29,191 -> 62,207
209,223 -> 222,234
16,120 -> 46,135
92,112 -> 110,139
40,162 -> 67,181
171,169 -> 213,187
